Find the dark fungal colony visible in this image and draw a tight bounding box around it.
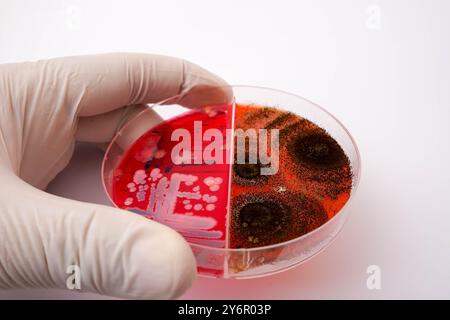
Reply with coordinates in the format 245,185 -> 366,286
231,192 -> 327,248
230,104 -> 352,248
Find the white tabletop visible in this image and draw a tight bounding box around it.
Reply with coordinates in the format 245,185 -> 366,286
1,0 -> 449,299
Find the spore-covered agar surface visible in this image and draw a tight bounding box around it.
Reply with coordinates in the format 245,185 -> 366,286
111,103 -> 353,276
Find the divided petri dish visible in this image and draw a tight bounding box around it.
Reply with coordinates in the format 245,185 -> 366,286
102,86 -> 361,278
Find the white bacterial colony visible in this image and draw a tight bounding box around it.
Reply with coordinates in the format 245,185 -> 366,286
124,168 -> 224,245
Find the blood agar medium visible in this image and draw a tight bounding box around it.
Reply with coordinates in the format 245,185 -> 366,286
102,86 -> 360,278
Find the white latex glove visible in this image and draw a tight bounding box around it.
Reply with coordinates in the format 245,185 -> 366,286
0,53 -> 228,299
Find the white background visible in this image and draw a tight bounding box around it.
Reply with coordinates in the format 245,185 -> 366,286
1,0 -> 450,299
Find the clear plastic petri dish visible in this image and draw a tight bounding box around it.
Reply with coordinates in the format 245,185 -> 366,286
102,86 -> 361,279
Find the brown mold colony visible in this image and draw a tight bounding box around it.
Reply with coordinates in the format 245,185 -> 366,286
229,104 -> 353,249
233,157 -> 269,186
231,192 -> 327,248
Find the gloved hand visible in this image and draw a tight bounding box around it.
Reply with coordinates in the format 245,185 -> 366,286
0,53 -> 228,299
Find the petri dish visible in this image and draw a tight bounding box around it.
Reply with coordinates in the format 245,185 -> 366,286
102,86 -> 361,279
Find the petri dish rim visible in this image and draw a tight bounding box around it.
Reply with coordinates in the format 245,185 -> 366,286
101,85 -> 362,254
